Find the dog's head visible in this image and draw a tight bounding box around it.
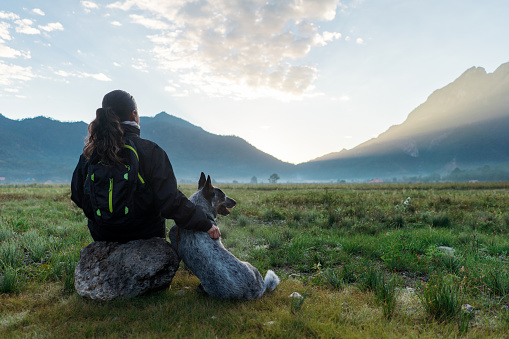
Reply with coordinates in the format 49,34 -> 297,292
197,172 -> 236,218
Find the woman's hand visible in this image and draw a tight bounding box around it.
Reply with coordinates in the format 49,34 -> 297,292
207,224 -> 221,239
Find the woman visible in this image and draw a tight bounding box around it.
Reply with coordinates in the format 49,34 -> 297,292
71,89 -> 220,242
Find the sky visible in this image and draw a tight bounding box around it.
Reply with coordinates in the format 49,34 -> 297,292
1,0 -> 508,164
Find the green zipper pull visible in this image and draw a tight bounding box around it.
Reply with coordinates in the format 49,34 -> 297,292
109,178 -> 113,213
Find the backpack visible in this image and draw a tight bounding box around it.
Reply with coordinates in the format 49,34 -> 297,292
82,139 -> 149,227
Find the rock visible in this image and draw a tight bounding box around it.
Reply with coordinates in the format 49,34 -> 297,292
289,292 -> 304,300
462,304 -> 474,313
75,237 -> 180,300
437,246 -> 454,253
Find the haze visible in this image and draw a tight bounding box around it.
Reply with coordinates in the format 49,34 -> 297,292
1,0 -> 508,164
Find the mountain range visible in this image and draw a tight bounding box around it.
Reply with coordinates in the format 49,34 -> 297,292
295,62 -> 509,181
1,61 -> 508,183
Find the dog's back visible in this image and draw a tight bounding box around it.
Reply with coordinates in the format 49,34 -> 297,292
169,226 -> 271,299
168,173 -> 279,299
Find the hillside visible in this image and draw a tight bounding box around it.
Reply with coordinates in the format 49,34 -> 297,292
0,113 -> 294,183
0,115 -> 87,182
2,62 -> 509,183
296,62 -> 509,181
139,113 -> 295,181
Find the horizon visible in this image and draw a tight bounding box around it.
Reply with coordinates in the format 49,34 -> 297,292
1,1 -> 509,163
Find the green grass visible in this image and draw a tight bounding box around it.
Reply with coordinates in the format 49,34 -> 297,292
1,182 -> 509,337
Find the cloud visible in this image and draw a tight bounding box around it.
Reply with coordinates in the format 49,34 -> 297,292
32,9 -> 45,16
129,14 -> 170,30
0,43 -> 30,59
111,21 -> 122,26
0,22 -> 11,40
131,58 -> 149,72
55,69 -> 112,82
315,31 -> 342,45
39,22 -> 64,32
15,19 -> 40,35
111,0 -> 342,99
106,1 -> 134,11
0,61 -> 35,86
82,72 -> 111,81
0,11 -> 19,21
81,1 -> 99,12
356,37 -> 364,44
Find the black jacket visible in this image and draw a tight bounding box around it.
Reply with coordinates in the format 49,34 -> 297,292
71,124 -> 212,242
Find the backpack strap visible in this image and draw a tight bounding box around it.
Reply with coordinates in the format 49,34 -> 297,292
122,144 -> 145,184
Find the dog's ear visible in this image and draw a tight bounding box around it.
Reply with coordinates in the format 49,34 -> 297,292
202,175 -> 214,198
198,172 -> 206,189
206,175 -> 212,189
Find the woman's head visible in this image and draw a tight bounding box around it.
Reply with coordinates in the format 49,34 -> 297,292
101,90 -> 139,123
83,90 -> 138,164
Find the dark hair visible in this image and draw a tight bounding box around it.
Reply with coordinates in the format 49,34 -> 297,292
83,90 -> 138,165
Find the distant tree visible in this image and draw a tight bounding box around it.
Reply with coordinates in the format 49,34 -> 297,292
250,176 -> 258,184
268,173 -> 280,184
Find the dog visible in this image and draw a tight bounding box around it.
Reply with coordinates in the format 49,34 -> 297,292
168,172 -> 279,299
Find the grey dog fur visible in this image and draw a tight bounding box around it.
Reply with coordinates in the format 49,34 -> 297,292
168,173 -> 279,299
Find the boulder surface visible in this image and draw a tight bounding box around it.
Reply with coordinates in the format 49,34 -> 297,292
75,237 -> 179,300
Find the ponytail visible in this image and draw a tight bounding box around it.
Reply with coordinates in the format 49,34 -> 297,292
84,90 -> 138,166
83,107 -> 125,166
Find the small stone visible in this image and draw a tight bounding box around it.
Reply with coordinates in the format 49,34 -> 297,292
264,321 -> 275,326
289,292 -> 303,300
462,304 -> 474,313
437,246 -> 454,253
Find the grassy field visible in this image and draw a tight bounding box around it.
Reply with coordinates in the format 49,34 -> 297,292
1,182 -> 509,338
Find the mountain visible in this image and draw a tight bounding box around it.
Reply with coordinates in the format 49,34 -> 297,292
2,62 -> 509,183
296,62 -> 509,181
0,114 -> 87,182
0,113 -> 294,183
138,113 -> 295,181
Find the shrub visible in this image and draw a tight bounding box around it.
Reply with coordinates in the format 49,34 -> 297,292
323,269 -> 343,290
262,208 -> 285,222
358,265 -> 398,319
236,215 -> 249,227
432,213 -> 451,228
376,273 -> 398,320
392,214 -> 405,228
482,267 -> 509,297
419,274 -> 463,322
0,225 -> 15,242
0,266 -> 21,293
22,229 -> 51,263
0,240 -> 23,269
323,264 -> 356,290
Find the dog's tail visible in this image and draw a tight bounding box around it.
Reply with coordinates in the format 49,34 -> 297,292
263,270 -> 280,294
